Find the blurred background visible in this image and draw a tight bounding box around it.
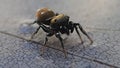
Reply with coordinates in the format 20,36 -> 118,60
0,0 -> 120,28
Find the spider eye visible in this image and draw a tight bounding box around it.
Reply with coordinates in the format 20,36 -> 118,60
54,19 -> 57,22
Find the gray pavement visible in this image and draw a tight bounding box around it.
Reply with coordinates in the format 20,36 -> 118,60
0,0 -> 120,68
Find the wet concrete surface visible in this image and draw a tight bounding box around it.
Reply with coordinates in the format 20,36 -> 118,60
0,0 -> 120,68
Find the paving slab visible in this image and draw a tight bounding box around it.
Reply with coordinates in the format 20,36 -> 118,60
67,31 -> 120,67
0,33 -> 58,68
0,33 -> 111,68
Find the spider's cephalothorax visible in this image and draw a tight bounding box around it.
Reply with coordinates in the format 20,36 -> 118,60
29,8 -> 93,57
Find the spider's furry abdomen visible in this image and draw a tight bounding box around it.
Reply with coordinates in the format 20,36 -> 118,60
36,8 -> 55,23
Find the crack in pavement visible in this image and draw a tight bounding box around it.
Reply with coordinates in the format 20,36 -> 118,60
0,30 -> 119,68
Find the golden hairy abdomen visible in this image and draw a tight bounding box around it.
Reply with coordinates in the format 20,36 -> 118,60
36,8 -> 55,22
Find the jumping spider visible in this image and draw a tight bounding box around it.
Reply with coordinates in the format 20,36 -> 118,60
28,8 -> 93,57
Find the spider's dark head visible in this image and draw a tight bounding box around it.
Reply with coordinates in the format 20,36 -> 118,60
35,8 -> 55,25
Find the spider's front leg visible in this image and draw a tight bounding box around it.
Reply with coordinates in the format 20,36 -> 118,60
74,25 -> 84,44
55,33 -> 67,58
74,23 -> 93,45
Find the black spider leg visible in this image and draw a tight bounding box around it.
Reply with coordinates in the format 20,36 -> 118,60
27,20 -> 37,26
55,33 -> 67,58
41,33 -> 55,55
31,24 -> 52,39
41,36 -> 48,54
40,24 -> 54,54
28,20 -> 38,39
74,23 -> 93,45
31,26 -> 40,39
74,25 -> 84,44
